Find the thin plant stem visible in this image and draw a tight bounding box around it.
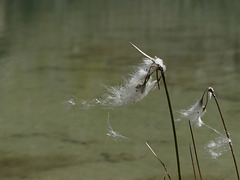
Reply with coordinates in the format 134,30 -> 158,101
210,91 -> 240,180
189,120 -> 202,180
145,142 -> 171,180
201,88 -> 209,110
189,143 -> 197,180
160,70 -> 181,180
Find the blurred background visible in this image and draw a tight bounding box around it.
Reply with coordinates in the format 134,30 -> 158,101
0,0 -> 240,179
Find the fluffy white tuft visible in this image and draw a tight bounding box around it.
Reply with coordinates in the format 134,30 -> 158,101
205,136 -> 229,159
101,59 -> 158,106
107,113 -> 128,141
208,87 -> 214,100
181,100 -> 206,127
154,58 -> 166,72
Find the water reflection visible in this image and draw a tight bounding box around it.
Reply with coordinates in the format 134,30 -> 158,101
0,0 -> 240,179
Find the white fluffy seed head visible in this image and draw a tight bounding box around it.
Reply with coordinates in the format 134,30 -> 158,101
102,59 -> 158,107
104,79 -> 157,106
208,87 -> 214,100
181,100 -> 206,127
153,58 -> 166,72
205,136 -> 229,159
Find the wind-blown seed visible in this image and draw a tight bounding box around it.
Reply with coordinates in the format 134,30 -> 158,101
181,100 -> 206,127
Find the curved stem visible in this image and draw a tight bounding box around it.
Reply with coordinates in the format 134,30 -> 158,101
211,92 -> 240,180
201,88 -> 209,110
160,70 -> 181,180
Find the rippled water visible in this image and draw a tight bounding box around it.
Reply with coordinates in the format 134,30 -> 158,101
0,1 -> 240,179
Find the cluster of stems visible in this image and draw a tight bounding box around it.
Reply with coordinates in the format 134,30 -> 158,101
130,43 -> 181,179
189,87 -> 239,180
130,44 -> 239,180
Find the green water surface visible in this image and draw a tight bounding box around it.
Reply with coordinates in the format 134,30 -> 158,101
0,1 -> 240,179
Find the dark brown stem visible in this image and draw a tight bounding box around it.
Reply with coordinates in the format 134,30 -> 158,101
160,70 -> 181,180
210,91 -> 240,180
156,70 -> 161,90
201,88 -> 209,110
189,120 -> 202,180
189,143 -> 197,180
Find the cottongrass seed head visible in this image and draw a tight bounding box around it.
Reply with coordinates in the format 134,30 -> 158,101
181,87 -> 216,127
102,58 -> 165,106
205,136 -> 229,159
181,99 -> 206,127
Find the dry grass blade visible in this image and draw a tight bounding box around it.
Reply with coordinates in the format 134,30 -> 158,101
129,42 -> 155,62
145,142 -> 171,180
